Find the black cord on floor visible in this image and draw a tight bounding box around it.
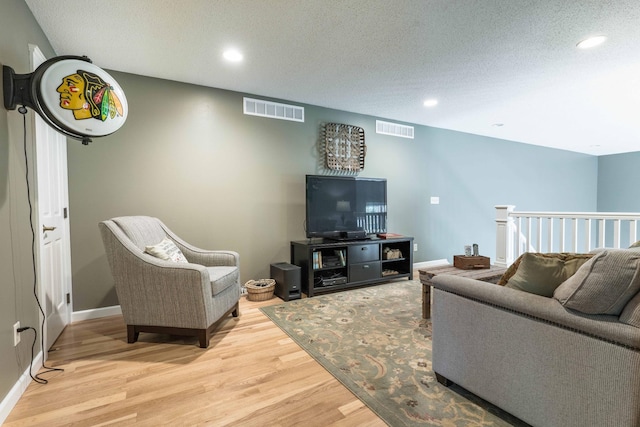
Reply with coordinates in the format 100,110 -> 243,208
17,327 -> 50,384
20,109 -> 64,383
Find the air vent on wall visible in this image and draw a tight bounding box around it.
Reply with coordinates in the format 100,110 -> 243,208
243,97 -> 304,122
375,120 -> 414,139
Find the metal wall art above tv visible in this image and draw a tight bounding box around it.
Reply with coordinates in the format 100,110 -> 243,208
305,175 -> 387,239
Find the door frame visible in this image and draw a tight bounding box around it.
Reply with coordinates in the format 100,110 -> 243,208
29,44 -> 73,356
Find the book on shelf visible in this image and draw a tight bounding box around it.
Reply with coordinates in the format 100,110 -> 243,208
377,233 -> 403,239
313,251 -> 324,269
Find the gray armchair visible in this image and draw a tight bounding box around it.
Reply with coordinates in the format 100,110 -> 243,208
99,216 -> 240,348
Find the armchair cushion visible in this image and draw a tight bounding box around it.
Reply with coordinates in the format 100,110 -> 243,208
207,266 -> 239,296
145,238 -> 188,263
554,249 -> 640,315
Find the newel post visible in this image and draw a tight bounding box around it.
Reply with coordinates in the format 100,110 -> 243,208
495,205 -> 515,267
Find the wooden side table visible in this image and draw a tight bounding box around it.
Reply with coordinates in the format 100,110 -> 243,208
419,264 -> 507,319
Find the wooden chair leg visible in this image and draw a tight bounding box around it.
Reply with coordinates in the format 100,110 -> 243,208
127,325 -> 139,343
198,329 -> 209,349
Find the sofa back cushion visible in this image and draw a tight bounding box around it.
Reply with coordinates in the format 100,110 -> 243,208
112,216 -> 166,250
553,249 -> 640,316
620,291 -> 640,327
502,252 -> 594,297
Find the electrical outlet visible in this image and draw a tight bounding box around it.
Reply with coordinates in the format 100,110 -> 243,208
13,321 -> 20,346
413,243 -> 418,252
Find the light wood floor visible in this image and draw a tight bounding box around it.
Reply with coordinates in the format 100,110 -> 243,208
5,294 -> 388,426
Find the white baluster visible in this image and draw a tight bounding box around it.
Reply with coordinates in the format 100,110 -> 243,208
613,219 -> 621,248
526,217 -> 532,253
536,217 -> 542,253
571,218 -> 578,252
517,216 -> 523,257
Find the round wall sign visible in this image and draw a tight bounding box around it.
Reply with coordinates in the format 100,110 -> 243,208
33,56 -> 128,139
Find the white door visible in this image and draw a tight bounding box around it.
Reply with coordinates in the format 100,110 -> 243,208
31,45 -> 72,353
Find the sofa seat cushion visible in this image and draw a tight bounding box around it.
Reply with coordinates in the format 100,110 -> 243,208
207,266 -> 239,296
502,252 -> 594,297
554,249 -> 640,315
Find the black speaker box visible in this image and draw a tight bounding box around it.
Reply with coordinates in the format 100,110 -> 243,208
270,262 -> 301,301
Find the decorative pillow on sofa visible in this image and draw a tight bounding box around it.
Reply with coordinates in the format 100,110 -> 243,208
145,238 -> 188,263
500,252 -> 594,296
496,254 -> 525,286
553,249 -> 640,316
629,240 -> 640,249
504,253 -> 566,297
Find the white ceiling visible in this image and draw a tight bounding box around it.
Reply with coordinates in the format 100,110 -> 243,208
24,0 -> 640,155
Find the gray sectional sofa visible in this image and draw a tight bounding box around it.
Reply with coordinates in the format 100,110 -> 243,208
431,249 -> 640,427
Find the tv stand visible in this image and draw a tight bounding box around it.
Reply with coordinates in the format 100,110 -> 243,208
325,236 -> 372,242
290,237 -> 413,297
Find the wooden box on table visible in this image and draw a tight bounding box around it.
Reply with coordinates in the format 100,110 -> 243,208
453,255 -> 490,270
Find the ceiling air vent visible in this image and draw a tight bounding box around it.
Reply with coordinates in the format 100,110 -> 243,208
375,120 -> 414,139
243,97 -> 304,123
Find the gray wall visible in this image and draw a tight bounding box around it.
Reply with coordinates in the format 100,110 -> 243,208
0,0 -> 56,409
596,152 -> 640,248
67,71 -> 598,311
422,127 -> 598,260
598,152 -> 640,211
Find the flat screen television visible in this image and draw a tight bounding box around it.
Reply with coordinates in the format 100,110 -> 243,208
305,175 -> 387,239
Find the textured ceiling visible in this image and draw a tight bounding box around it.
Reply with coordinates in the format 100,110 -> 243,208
24,0 -> 640,155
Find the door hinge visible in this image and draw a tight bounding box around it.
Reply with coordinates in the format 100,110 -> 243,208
66,293 -> 71,304
64,207 -> 68,219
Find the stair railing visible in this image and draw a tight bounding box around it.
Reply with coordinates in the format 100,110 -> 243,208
495,205 -> 640,267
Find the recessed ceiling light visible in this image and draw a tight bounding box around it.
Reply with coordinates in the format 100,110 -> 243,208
223,49 -> 243,62
492,123 -> 504,127
423,99 -> 438,107
576,35 -> 606,49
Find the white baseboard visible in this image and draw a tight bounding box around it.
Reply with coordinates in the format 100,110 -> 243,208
413,259 -> 449,269
0,351 -> 43,424
71,305 -> 122,323
1,306 -> 122,422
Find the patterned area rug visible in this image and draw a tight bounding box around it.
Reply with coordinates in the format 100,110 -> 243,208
261,280 -> 527,426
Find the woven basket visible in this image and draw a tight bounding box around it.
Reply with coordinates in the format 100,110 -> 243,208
245,279 -> 276,301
